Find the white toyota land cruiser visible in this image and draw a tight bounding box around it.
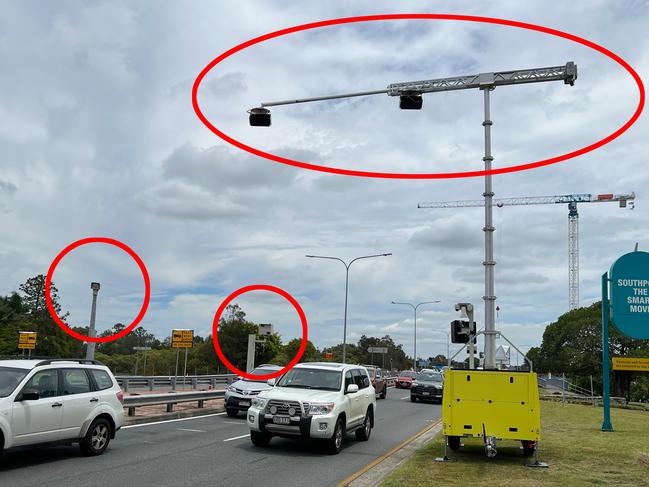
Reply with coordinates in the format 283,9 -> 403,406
247,362 -> 376,454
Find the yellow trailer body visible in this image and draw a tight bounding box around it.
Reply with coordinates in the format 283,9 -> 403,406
442,369 -> 540,442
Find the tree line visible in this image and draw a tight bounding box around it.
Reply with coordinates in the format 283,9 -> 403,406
526,302 -> 649,402
0,274 -> 418,375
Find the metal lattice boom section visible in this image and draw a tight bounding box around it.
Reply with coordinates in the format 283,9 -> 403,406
387,63 -> 577,96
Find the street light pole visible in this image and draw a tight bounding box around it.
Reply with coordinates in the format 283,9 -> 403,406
391,300 -> 440,373
85,282 -> 100,361
306,253 -> 392,363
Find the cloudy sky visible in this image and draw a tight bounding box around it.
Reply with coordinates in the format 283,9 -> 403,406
1,1 -> 647,363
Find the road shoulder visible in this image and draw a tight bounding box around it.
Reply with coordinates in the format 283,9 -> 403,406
338,419 -> 442,487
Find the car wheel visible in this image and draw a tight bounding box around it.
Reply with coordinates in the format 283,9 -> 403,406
355,409 -> 373,441
327,417 -> 345,454
380,387 -> 387,400
410,395 -> 416,402
448,436 -> 461,451
250,430 -> 272,447
226,408 -> 239,418
80,418 -> 112,456
0,431 -> 4,458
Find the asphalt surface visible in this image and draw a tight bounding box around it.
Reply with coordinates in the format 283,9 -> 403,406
0,387 -> 442,487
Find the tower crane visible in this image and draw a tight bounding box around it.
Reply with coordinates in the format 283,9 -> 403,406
418,192 -> 635,310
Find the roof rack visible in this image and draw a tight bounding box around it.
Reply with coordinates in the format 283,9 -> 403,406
35,358 -> 105,367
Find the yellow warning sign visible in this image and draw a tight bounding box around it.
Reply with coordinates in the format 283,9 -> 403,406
18,331 -> 37,350
172,329 -> 194,348
612,357 -> 649,372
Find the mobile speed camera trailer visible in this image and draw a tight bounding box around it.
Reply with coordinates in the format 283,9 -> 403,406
249,62 -> 577,463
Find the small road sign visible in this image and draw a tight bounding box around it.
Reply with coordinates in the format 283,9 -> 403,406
612,357 -> 649,372
172,329 -> 194,348
18,331 -> 37,350
367,347 -> 388,354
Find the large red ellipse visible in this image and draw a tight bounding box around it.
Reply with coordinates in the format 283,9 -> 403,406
192,14 -> 644,179
45,237 -> 151,343
212,284 -> 308,380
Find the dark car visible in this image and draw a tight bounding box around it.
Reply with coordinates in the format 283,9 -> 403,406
362,365 -> 387,399
410,371 -> 444,403
395,370 -> 417,389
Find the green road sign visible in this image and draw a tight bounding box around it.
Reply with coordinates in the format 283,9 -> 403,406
610,251 -> 649,339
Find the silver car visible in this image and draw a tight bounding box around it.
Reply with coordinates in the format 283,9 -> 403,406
224,364 -> 281,417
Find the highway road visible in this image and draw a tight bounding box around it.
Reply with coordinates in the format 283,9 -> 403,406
0,387 -> 441,487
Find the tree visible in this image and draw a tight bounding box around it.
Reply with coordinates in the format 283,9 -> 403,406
284,338 -> 320,363
19,274 -> 66,318
527,302 -> 649,401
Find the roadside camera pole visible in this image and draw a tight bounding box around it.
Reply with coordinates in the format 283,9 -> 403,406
85,282 -> 101,361
254,63 -> 577,369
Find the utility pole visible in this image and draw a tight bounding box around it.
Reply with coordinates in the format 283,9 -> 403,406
85,282 -> 100,361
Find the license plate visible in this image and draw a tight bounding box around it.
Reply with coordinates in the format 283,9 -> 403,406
422,392 -> 430,396
273,416 -> 291,425
239,401 -> 250,407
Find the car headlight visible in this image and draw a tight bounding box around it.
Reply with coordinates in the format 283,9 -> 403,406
227,385 -> 236,392
306,402 -> 334,416
251,397 -> 268,409
411,382 -> 418,387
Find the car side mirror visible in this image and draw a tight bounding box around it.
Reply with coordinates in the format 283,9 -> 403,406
267,378 -> 276,386
17,389 -> 40,401
346,384 -> 359,394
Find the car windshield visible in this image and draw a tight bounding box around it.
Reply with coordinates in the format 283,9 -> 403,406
417,372 -> 443,383
399,371 -> 416,378
0,367 -> 29,397
244,367 -> 278,382
277,368 -> 342,391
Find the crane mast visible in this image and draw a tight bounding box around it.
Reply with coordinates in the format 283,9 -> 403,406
418,192 -> 635,310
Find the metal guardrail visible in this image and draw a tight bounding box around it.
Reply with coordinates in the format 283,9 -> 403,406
121,376 -> 397,416
123,390 -> 226,416
116,374 -> 236,392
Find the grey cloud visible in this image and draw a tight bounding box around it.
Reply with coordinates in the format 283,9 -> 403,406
135,181 -> 250,220
0,180 -> 17,194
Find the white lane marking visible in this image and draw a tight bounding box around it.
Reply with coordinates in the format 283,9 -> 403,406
122,412 -> 226,429
223,433 -> 250,442
177,428 -> 206,433
400,396 -> 410,400
224,421 -> 248,425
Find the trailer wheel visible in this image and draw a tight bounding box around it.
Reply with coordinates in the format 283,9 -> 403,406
522,441 -> 536,457
447,436 -> 461,451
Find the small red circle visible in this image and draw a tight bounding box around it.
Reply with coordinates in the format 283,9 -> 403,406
212,284 -> 308,380
45,237 -> 151,343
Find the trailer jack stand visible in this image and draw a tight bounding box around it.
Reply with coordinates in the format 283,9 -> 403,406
435,437 -> 456,463
526,445 -> 549,468
485,436 -> 497,458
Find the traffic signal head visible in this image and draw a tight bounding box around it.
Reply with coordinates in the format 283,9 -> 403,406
249,107 -> 271,126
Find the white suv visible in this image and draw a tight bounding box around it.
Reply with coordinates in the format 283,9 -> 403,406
247,362 -> 376,454
0,359 -> 124,457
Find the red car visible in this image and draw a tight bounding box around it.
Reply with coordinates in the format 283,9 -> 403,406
395,370 -> 417,389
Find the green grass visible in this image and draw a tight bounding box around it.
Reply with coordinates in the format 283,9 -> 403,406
381,401 -> 649,487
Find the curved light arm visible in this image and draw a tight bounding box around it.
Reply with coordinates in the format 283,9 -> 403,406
307,253 -> 391,269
